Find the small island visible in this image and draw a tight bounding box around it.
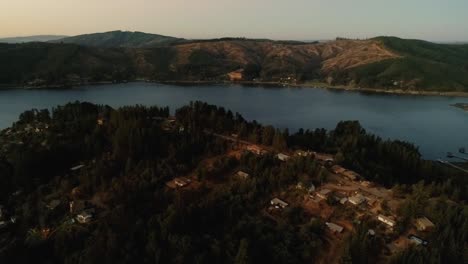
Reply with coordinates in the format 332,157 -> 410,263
452,103 -> 468,111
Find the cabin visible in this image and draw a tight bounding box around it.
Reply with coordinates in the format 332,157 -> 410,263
317,189 -> 332,200
236,171 -> 250,179
326,222 -> 344,233
270,198 -> 289,209
76,211 -> 93,224
277,153 -> 291,162
415,217 -> 435,231
348,194 -> 366,206
378,214 -> 396,228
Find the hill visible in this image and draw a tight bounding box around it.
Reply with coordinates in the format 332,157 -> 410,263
339,37 -> 468,91
1,35 -> 468,92
51,30 -> 182,48
0,35 -> 68,43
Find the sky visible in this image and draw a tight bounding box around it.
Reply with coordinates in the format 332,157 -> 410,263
1,0 -> 468,41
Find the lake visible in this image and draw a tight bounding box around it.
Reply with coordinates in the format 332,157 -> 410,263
0,82 -> 467,159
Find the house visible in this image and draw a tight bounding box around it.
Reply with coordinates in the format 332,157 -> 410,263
247,145 -> 267,155
236,171 -> 250,179
69,200 -> 87,214
0,221 -> 8,230
70,165 -> 85,171
341,170 -> 359,181
97,118 -> 105,126
277,153 -> 291,162
174,177 -> 192,188
76,211 -> 93,224
408,235 -> 428,246
326,222 -> 344,233
295,150 -> 312,157
378,214 -> 396,228
316,189 -> 332,200
331,165 -> 346,174
415,217 -> 435,231
227,69 -> 244,81
46,200 -> 61,210
270,198 -> 289,209
348,194 -> 366,206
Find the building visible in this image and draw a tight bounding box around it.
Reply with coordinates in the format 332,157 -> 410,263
277,153 -> 291,162
236,171 -> 250,179
348,194 -> 366,206
0,205 -> 3,220
295,150 -> 312,157
378,214 -> 396,228
415,217 -> 435,231
70,165 -> 85,171
270,198 -> 289,209
46,200 -> 61,210
174,177 -> 192,188
247,145 -> 267,155
76,211 -> 93,224
341,170 -> 360,181
408,235 -> 428,246
227,69 -> 244,81
331,165 -> 346,174
326,222 -> 344,233
316,189 -> 332,200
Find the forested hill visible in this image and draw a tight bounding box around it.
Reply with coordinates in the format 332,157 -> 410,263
0,102 -> 466,263
50,30 -> 182,48
1,34 -> 468,92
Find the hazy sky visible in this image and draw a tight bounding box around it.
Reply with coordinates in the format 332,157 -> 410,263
1,0 -> 468,41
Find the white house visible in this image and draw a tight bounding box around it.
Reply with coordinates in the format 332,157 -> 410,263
271,198 -> 289,209
77,211 -> 93,224
378,214 -> 396,228
277,153 -> 291,162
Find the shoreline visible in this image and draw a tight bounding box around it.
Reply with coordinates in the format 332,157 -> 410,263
1,80 -> 468,98
160,80 -> 468,98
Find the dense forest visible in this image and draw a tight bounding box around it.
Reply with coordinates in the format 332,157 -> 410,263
0,101 -> 466,263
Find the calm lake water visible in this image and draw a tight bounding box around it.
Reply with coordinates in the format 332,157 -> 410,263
0,82 -> 467,159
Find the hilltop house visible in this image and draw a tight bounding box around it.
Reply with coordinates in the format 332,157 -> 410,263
415,217 -> 435,231
270,198 -> 289,209
378,214 -> 396,228
326,222 -> 344,233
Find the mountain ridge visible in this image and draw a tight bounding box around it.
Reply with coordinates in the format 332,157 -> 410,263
1,32 -> 467,92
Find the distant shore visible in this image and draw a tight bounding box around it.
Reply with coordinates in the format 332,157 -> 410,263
160,80 -> 468,98
2,80 -> 468,98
